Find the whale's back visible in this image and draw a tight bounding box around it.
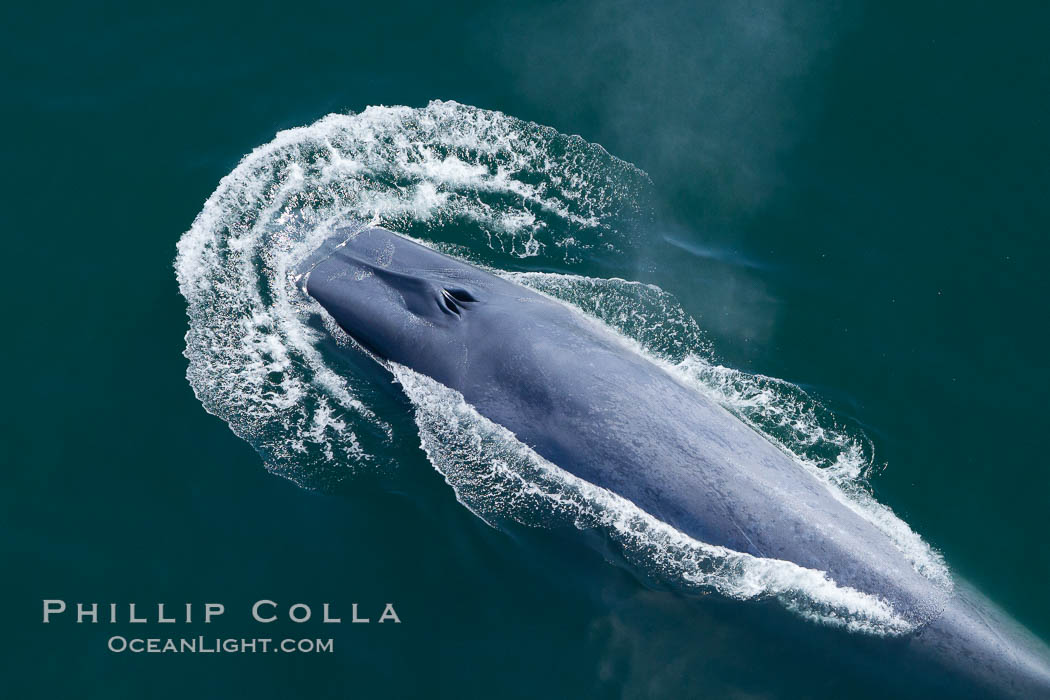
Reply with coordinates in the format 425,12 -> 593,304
453,295 -> 951,625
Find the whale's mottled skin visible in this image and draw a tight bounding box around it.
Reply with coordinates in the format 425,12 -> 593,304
299,226 -> 1050,697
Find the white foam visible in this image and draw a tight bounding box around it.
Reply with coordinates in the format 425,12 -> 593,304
175,101 -> 645,482
504,271 -> 952,595
392,363 -> 915,635
175,101 -> 948,631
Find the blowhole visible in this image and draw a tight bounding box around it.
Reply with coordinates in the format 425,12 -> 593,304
445,288 -> 477,303
440,289 -> 462,315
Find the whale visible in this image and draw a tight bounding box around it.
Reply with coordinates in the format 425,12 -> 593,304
297,226 -> 1050,697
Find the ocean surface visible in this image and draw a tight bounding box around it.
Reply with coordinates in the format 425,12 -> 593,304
4,2 -> 1049,698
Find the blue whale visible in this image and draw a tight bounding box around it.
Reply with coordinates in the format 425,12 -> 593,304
299,226 -> 1050,697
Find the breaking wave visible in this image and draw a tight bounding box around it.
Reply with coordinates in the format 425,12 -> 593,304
175,101 -> 949,634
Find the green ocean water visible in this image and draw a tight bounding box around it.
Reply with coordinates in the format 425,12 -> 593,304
3,2 -> 1049,698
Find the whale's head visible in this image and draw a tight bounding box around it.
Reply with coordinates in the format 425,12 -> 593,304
297,227 -> 508,383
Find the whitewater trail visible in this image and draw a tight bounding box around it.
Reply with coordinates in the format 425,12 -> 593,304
175,100 -> 950,634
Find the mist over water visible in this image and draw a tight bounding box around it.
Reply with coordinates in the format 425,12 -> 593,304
176,102 -> 949,634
